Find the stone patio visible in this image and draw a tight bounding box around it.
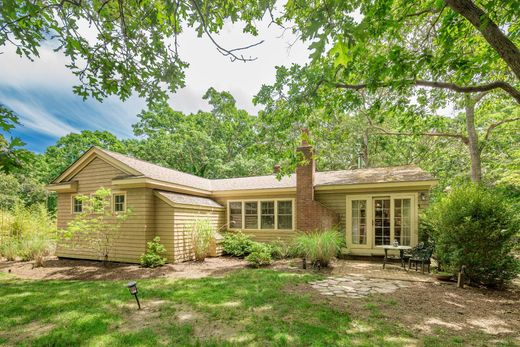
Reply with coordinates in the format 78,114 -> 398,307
309,275 -> 411,298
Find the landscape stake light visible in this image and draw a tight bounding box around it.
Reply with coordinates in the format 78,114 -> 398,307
126,281 -> 141,310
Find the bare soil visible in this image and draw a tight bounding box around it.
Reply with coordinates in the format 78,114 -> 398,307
0,256 -> 247,281
287,278 -> 520,342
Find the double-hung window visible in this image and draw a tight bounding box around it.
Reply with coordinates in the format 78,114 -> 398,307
113,193 -> 126,212
72,196 -> 83,213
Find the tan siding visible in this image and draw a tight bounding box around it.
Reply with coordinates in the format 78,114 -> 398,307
172,207 -> 225,262
55,157 -> 152,263
154,197 -> 175,261
214,193 -> 297,243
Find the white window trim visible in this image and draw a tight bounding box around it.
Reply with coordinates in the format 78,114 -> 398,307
71,194 -> 84,214
112,192 -> 127,213
227,198 -> 295,231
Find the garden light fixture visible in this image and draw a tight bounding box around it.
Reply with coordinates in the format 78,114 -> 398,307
127,281 -> 141,309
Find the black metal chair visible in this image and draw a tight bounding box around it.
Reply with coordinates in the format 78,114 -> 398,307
408,246 -> 434,273
402,242 -> 424,268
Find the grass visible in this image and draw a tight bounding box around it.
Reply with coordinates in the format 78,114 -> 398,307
0,270 -> 516,346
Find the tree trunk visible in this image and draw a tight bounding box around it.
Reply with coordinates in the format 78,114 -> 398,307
465,96 -> 482,182
362,130 -> 369,167
444,0 -> 520,79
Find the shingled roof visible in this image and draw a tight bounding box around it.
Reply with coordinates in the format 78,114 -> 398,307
155,191 -> 223,209
97,147 -> 435,191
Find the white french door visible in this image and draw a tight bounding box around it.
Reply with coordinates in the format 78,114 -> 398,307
347,194 -> 415,249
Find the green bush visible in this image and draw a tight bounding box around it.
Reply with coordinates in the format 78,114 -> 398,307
19,237 -> 55,267
0,239 -> 19,261
188,219 -> 215,261
245,247 -> 273,268
268,239 -> 297,259
140,236 -> 167,268
295,230 -> 343,268
222,231 -> 255,257
424,184 -> 520,288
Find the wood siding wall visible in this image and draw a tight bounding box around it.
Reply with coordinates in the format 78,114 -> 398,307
172,207 -> 225,262
214,194 -> 298,243
154,197 -> 175,262
56,157 -> 154,263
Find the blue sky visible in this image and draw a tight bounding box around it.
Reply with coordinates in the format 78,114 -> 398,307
1,18 -> 309,153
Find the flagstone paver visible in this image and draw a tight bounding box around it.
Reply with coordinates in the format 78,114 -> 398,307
310,275 -> 410,299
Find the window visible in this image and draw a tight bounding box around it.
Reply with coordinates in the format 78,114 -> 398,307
351,200 -> 367,245
277,200 -> 292,230
244,202 -> 258,229
374,198 -> 391,246
229,202 -> 242,229
260,201 -> 275,229
228,199 -> 294,231
72,196 -> 83,213
113,194 -> 126,212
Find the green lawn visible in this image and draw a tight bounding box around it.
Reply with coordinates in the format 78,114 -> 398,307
0,270 -> 513,346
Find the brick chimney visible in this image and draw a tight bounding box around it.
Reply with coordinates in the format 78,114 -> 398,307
296,129 -> 340,231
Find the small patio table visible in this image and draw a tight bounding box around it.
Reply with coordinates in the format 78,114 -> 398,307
376,245 -> 412,269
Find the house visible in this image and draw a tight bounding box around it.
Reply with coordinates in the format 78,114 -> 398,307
46,138 -> 437,263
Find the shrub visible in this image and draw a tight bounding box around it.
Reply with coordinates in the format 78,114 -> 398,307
140,236 -> 167,268
19,237 -> 55,267
269,239 -> 297,259
245,243 -> 273,268
295,230 -> 343,268
0,239 -> 19,261
222,231 -> 255,257
189,219 -> 215,261
424,184 -> 520,288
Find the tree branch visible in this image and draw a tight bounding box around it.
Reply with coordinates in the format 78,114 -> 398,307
444,0 -> 520,79
331,80 -> 520,103
484,117 -> 520,142
190,0 -> 264,62
370,124 -> 469,144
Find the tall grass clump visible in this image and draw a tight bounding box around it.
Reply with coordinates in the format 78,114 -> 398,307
189,219 -> 215,261
0,204 -> 56,266
295,230 -> 343,268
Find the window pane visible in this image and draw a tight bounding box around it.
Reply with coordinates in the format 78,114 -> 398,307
394,198 -> 411,246
73,197 -> 83,213
351,200 -> 366,245
244,202 -> 258,229
261,201 -> 274,229
277,201 -> 292,230
229,202 -> 242,229
114,194 -> 125,212
374,198 -> 391,245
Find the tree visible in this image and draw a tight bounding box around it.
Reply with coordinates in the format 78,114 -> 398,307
0,104 -> 31,173
129,88 -> 275,178
255,0 -> 519,182
61,188 -> 131,263
1,0 -> 271,104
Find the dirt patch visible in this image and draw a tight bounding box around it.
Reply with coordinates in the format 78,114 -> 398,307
0,320 -> 56,344
286,279 -> 520,341
0,256 -> 247,281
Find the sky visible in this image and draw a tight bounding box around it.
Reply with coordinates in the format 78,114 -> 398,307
0,17 -> 310,153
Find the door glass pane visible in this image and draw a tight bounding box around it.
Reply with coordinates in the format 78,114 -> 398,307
374,198 -> 390,245
261,201 -> 275,229
394,198 -> 411,246
229,202 -> 242,229
244,202 -> 258,229
351,200 -> 367,245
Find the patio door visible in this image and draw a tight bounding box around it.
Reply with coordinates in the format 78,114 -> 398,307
347,194 -> 416,251
373,196 -> 413,246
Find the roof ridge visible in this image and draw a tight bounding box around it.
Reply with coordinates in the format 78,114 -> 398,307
96,146 -> 212,182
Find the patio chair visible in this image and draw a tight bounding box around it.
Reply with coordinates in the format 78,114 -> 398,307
401,242 -> 424,268
408,246 -> 434,273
